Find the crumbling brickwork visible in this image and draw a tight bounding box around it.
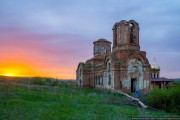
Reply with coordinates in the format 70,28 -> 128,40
76,20 -> 151,93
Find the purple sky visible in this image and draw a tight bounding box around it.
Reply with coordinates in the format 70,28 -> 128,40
0,0 -> 180,79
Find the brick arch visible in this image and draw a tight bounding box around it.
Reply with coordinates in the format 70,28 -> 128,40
118,20 -> 128,26
129,20 -> 139,45
130,53 -> 149,65
103,55 -> 112,69
121,52 -> 150,67
128,20 -> 139,29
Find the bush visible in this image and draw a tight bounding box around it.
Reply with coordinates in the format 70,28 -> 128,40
45,78 -> 59,86
29,77 -> 46,85
49,80 -> 59,86
58,81 -> 77,88
0,82 -> 15,101
147,82 -> 180,114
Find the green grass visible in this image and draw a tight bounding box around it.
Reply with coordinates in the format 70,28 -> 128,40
0,81 -> 179,120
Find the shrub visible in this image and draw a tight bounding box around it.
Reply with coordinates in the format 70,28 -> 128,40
0,82 -> 15,101
29,77 -> 46,85
147,82 -> 180,114
50,80 -> 59,86
45,78 -> 59,86
58,81 -> 78,88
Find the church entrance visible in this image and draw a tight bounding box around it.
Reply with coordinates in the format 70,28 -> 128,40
79,79 -> 82,87
131,78 -> 137,93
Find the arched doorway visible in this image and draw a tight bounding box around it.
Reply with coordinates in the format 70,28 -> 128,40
128,58 -> 143,93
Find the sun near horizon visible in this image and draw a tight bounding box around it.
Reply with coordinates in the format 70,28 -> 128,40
5,74 -> 14,77
0,68 -> 76,79
0,60 -> 76,79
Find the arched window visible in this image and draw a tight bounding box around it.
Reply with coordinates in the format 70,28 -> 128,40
94,46 -> 97,54
100,77 -> 102,85
107,60 -> 112,86
130,23 -> 135,44
155,73 -> 157,78
79,69 -> 81,77
97,44 -> 101,53
104,45 -> 108,53
151,73 -> 154,78
79,79 -> 82,87
96,76 -> 97,85
108,74 -> 111,86
108,62 -> 111,72
101,75 -> 103,85
120,81 -> 122,89
114,25 -> 118,46
98,76 -> 100,85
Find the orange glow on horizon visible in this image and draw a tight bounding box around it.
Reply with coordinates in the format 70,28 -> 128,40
0,35 -> 76,80
0,26 -> 77,80
0,57 -> 76,79
5,74 -> 14,77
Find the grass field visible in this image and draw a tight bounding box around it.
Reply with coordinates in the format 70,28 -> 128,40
0,80 -> 179,120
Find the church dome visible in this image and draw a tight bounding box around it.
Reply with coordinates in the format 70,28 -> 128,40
93,38 -> 111,44
151,60 -> 160,70
97,38 -> 108,42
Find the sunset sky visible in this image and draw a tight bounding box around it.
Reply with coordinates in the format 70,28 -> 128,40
0,0 -> 180,79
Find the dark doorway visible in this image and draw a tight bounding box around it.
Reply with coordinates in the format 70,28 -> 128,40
159,83 -> 161,89
131,78 -> 137,93
79,79 -> 82,87
120,81 -> 122,89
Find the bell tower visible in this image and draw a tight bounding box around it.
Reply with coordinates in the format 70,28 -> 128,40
112,20 -> 140,52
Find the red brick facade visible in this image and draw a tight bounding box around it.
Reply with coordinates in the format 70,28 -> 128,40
77,20 -> 151,93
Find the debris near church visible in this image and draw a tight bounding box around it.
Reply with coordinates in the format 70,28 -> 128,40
111,89 -> 148,109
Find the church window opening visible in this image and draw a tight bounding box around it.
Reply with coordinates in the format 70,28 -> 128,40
107,60 -> 112,86
151,73 -> 154,78
97,44 -> 101,53
79,79 -> 82,87
95,76 -> 97,85
101,75 -> 103,85
114,24 -> 117,46
130,23 -> 135,44
120,81 -> 122,89
108,62 -> 111,72
97,77 -> 98,85
108,74 -> 111,86
100,76 -> 102,85
104,45 -> 108,53
94,46 -> 97,54
79,69 -> 81,77
98,76 -> 100,85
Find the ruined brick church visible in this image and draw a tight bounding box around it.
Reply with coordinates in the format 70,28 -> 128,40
76,20 -> 153,93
